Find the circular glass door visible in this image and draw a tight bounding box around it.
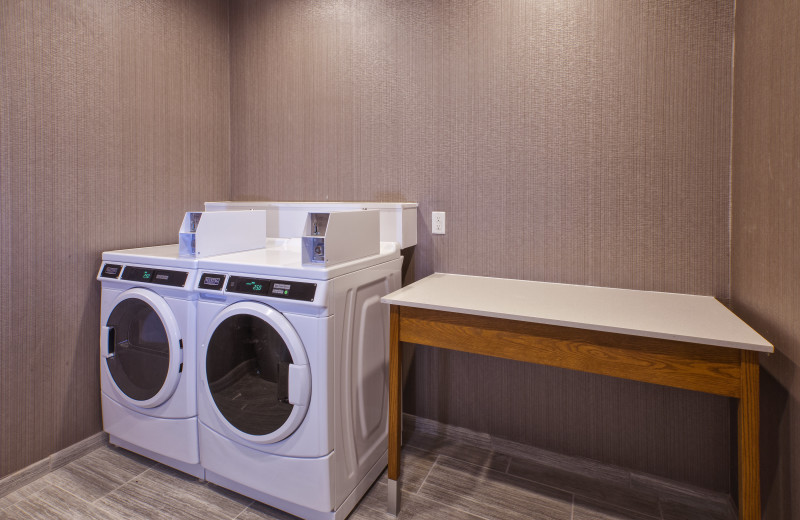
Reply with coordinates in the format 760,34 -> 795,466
104,288 -> 183,408
204,302 -> 311,444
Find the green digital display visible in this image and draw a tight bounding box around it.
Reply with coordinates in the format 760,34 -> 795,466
122,266 -> 158,283
239,278 -> 269,295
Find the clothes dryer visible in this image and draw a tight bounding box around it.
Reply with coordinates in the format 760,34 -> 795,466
196,240 -> 402,520
98,245 -> 204,478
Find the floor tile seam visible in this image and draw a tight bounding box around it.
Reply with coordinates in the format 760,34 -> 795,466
414,454 -> 439,495
3,504 -> 24,518
501,457 -> 648,503
19,480 -> 116,519
411,481 -> 500,520
3,479 -> 62,510
354,482 -> 492,520
506,455 -> 631,489
579,489 -> 663,520
630,472 -> 733,506
652,489 -> 734,511
229,498 -> 257,519
88,479 -> 245,520
488,436 -> 565,465
0,494 -> 22,511
89,464 -> 159,505
348,497 -> 384,518
353,494 -> 391,517
403,442 -> 503,476
406,417 -> 493,449
81,449 -> 159,487
435,433 -> 493,453
158,475 -> 254,520
406,443 -> 508,473
497,466 -> 661,520
0,499 -> 16,514
491,436 -> 634,485
408,432 -> 494,456
570,492 -> 662,520
656,492 -> 738,518
418,475 -> 571,520
7,472 -> 71,508
361,495 -> 413,518
49,481 -> 109,512
435,452 -> 574,499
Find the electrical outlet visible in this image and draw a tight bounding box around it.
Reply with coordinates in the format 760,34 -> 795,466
432,211 -> 445,234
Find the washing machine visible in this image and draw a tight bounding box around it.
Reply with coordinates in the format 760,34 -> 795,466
97,244 -> 205,478
97,210 -> 266,477
195,240 -> 402,520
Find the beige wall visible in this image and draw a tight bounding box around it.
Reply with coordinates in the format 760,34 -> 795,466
0,0 -> 231,478
731,0 -> 800,517
229,0 -> 736,490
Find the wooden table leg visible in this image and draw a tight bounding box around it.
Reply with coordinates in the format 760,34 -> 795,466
738,350 -> 760,520
388,305 -> 402,515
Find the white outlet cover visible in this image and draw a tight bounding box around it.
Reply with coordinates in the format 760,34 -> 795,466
432,211 -> 445,234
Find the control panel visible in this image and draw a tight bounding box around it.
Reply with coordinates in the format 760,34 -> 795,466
220,275 -> 316,302
114,265 -> 188,287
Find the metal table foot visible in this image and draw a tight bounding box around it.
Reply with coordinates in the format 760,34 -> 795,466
387,478 -> 400,515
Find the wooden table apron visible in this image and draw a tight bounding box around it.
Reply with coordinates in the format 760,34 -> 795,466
387,304 -> 761,520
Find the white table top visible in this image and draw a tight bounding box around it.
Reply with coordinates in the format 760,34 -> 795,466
381,273 -> 773,353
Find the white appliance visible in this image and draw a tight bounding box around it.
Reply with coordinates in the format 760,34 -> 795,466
97,245 -> 205,478
97,210 -> 266,478
195,210 -> 409,520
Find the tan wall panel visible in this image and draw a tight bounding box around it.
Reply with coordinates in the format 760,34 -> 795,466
731,0 -> 800,516
0,0 -> 230,478
229,0 -> 734,490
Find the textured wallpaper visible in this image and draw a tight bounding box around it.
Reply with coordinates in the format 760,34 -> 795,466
732,0 -> 800,516
0,0 -> 739,493
229,0 -> 735,490
0,0 -> 230,477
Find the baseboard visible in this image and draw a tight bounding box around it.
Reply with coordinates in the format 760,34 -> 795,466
0,431 -> 108,498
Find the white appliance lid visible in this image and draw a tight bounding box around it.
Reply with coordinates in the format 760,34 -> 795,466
102,244 -> 199,269
197,241 -> 400,281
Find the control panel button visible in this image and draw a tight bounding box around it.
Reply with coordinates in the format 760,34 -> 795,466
199,273 -> 226,291
100,264 -> 122,278
151,269 -> 189,287
268,280 -> 316,301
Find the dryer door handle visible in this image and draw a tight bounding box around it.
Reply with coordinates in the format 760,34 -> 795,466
101,326 -> 115,359
288,364 -> 311,406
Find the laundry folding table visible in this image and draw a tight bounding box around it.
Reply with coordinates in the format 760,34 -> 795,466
381,273 -> 772,520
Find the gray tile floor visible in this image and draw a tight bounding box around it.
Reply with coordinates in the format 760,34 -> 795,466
0,416 -> 736,519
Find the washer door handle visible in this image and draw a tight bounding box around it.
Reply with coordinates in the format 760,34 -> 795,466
288,364 -> 311,406
101,326 -> 115,359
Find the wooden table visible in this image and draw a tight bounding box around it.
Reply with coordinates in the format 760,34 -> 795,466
381,273 -> 773,520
